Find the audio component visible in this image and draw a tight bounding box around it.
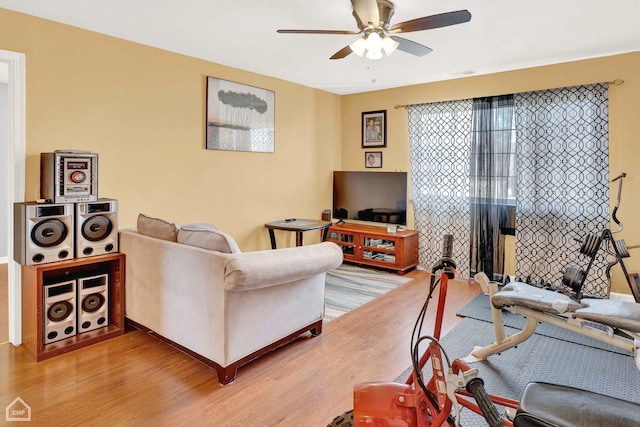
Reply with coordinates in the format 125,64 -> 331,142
77,274 -> 109,333
13,202 -> 75,265
43,280 -> 76,344
41,150 -> 98,203
75,198 -> 118,258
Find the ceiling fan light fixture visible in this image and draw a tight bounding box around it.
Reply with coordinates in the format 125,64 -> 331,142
279,5 -> 471,61
349,36 -> 367,57
365,48 -> 383,60
350,32 -> 397,60
364,32 -> 384,60
381,35 -> 399,56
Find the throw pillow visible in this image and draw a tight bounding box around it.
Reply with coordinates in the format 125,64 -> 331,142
181,222 -> 217,231
177,226 -> 241,254
137,213 -> 180,242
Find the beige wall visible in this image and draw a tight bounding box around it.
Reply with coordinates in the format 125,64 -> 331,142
2,7 -> 638,294
342,53 -> 640,294
0,8 -> 342,251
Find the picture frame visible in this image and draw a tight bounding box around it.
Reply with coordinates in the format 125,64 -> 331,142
362,110 -> 386,148
206,76 -> 275,152
365,151 -> 382,168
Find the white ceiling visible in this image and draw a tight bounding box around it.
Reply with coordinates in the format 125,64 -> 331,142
1,0 -> 640,95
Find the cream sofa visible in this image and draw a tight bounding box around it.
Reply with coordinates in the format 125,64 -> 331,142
119,214 -> 343,385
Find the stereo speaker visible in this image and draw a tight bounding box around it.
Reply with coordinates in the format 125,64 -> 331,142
43,280 -> 77,344
77,274 -> 109,334
75,198 -> 118,258
14,202 -> 75,265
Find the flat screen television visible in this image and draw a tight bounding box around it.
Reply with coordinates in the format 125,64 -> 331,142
332,171 -> 408,226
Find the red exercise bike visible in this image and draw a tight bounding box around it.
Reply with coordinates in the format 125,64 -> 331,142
328,235 -> 640,427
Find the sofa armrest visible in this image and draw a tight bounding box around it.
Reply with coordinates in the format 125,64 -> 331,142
223,242 -> 343,291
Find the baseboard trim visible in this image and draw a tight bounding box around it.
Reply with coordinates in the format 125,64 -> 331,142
0,257 -> 7,264
610,291 -> 635,302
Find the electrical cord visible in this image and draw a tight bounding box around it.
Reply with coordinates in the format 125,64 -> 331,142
409,275 -> 439,396
413,335 -> 452,372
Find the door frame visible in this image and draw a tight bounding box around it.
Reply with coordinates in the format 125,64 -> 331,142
1,49 -> 26,346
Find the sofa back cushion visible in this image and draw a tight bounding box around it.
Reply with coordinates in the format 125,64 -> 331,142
137,213 -> 180,242
181,223 -> 217,231
178,225 -> 241,254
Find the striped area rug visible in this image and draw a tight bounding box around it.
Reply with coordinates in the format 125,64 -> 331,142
324,264 -> 412,322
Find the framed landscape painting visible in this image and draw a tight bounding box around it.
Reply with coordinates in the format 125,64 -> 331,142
206,77 -> 275,152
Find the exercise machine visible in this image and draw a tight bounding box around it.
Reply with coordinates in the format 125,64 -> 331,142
470,172 -> 640,365
328,235 -> 640,427
469,272 -> 640,369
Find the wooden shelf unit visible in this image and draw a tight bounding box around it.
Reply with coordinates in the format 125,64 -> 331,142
21,253 -> 125,361
327,223 -> 419,274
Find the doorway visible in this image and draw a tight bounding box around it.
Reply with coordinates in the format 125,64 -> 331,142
0,264 -> 6,343
1,49 -> 26,346
1,62 -> 6,342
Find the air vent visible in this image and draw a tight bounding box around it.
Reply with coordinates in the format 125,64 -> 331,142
450,70 -> 477,77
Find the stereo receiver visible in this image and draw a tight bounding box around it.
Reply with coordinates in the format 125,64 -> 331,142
41,150 -> 98,203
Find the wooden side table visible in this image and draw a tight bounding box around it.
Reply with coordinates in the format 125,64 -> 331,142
264,219 -> 332,249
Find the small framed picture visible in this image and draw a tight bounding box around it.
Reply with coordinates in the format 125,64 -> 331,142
362,110 -> 386,148
365,151 -> 382,168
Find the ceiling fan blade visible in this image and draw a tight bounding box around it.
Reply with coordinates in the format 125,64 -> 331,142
277,29 -> 358,35
330,45 -> 353,60
389,10 -> 471,33
351,0 -> 380,27
390,36 -> 433,57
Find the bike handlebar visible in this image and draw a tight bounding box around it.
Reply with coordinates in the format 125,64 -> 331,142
431,234 -> 456,280
466,377 -> 505,427
442,234 -> 453,258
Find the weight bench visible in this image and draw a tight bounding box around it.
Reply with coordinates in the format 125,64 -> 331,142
468,272 -> 640,370
514,382 -> 640,426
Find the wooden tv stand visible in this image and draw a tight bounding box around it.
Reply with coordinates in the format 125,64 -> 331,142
21,253 -> 125,361
327,223 -> 419,274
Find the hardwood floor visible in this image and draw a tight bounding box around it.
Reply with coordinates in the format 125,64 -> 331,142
0,268 -> 479,426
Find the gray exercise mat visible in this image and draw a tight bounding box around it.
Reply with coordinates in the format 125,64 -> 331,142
395,318 -> 640,426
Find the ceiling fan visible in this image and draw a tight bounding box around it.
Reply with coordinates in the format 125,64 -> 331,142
277,0 -> 471,60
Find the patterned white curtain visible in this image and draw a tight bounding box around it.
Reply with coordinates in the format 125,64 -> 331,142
514,83 -> 610,297
408,100 -> 472,275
